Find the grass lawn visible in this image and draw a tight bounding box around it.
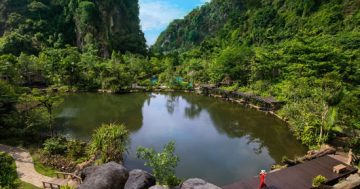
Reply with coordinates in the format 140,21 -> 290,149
31,151 -> 57,177
19,181 -> 41,189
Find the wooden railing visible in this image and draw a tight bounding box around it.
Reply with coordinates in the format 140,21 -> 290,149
55,172 -> 82,183
42,172 -> 82,189
42,181 -> 61,189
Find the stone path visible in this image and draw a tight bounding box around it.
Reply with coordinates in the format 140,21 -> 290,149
0,144 -> 52,188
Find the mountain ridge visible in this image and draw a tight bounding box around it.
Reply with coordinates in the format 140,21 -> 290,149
152,0 -> 360,53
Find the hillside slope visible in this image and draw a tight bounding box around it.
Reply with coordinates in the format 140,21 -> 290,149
0,0 -> 146,57
152,0 -> 360,52
151,0 -> 360,148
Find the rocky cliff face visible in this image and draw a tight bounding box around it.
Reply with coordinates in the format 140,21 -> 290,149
75,0 -> 147,57
0,0 -> 147,57
152,0 -> 246,53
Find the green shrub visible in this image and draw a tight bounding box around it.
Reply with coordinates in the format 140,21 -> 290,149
66,140 -> 87,161
138,79 -> 151,86
41,138 -> 88,172
60,184 -> 75,189
312,175 -> 327,187
220,84 -> 238,91
38,152 -> 76,173
0,152 -> 19,189
43,137 -> 67,155
137,141 -> 181,187
89,123 -> 129,164
349,137 -> 360,154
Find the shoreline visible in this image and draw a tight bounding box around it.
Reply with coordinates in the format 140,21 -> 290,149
95,86 -> 355,155
136,87 -> 290,125
66,86 -> 294,133
44,85 -> 349,151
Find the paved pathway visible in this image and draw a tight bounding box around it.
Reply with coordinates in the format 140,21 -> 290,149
0,144 -> 52,188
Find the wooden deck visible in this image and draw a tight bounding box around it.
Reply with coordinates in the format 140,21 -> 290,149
223,155 -> 358,189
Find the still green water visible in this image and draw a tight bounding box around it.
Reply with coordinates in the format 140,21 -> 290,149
55,92 -> 307,186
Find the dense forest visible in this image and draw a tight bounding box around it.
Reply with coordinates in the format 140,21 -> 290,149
0,0 -> 359,160
0,0 -> 360,188
152,0 -> 360,149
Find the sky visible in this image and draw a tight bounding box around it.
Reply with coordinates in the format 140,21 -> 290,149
139,0 -> 211,46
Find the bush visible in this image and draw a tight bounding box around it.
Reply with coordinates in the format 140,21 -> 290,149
66,140 -> 87,161
89,123 -> 129,164
349,137 -> 360,154
312,175 -> 327,187
43,137 -> 67,155
40,138 -> 88,172
60,185 -> 76,189
38,152 -> 76,173
138,79 -> 152,86
220,84 -> 238,91
0,152 -> 19,189
137,141 -> 181,186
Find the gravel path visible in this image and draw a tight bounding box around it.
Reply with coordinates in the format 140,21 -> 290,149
0,144 -> 52,188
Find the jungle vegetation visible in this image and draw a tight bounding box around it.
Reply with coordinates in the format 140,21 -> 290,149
152,0 -> 360,149
0,0 -> 359,173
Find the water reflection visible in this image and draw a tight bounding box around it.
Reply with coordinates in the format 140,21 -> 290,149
179,94 -> 306,163
56,92 -> 307,185
165,93 -> 179,115
55,93 -> 150,137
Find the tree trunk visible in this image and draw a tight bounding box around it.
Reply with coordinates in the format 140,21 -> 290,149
319,104 -> 329,144
49,107 -> 53,137
319,125 -> 323,144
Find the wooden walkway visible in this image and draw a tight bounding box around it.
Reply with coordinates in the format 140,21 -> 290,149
223,155 -> 358,189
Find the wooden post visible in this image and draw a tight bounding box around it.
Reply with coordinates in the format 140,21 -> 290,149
347,149 -> 353,165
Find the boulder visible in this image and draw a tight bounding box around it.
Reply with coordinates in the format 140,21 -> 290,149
149,186 -> 169,189
124,169 -> 156,189
80,165 -> 99,180
79,162 -> 129,189
333,174 -> 360,189
180,178 -> 221,189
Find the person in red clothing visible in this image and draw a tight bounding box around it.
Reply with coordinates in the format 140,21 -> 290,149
259,170 -> 267,189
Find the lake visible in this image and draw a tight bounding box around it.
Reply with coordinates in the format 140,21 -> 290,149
55,92 -> 307,186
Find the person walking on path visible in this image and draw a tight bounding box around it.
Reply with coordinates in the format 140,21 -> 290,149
259,170 -> 267,189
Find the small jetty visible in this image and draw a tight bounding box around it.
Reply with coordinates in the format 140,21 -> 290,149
223,155 -> 358,189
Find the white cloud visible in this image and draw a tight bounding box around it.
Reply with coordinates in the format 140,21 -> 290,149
139,0 -> 185,31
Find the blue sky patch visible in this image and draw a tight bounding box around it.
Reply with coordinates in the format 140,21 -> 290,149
139,0 -> 210,45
